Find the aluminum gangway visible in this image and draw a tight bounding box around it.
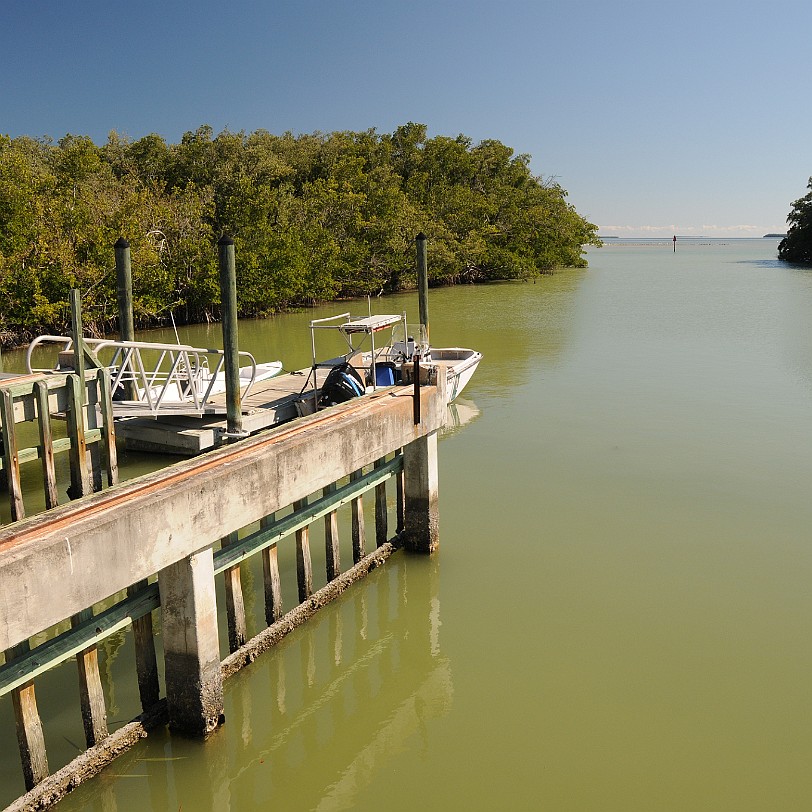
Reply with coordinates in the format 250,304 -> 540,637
26,336 -> 278,417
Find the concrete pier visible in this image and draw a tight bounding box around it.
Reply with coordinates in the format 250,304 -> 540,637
0,374 -> 446,808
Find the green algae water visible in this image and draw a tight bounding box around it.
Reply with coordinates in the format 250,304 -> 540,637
3,238 -> 812,810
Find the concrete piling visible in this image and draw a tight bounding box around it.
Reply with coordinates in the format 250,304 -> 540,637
158,549 -> 224,737
403,431 -> 440,554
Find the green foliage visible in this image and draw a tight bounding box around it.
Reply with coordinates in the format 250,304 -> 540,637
779,178 -> 812,264
0,124 -> 599,344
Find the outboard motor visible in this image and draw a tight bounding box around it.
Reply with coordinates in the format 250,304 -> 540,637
319,362 -> 365,407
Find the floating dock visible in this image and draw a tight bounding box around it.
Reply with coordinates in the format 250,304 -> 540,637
114,368 -> 312,455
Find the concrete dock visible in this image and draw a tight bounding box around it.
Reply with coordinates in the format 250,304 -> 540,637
0,372 -> 446,808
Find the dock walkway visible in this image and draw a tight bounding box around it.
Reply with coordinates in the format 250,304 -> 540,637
114,368 -> 312,454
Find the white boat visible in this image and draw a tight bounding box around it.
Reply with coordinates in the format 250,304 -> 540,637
309,312 -> 481,406
419,346 -> 482,403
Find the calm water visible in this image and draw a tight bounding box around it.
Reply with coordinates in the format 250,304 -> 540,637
3,238 -> 812,810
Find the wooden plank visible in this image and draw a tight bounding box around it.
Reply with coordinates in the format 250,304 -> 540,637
0,430 -> 104,473
374,457 -> 388,547
396,448 -> 405,534
260,514 -> 282,625
97,369 -> 118,487
351,469 -> 365,564
8,640 -> 49,790
65,373 -> 91,499
221,531 -> 247,653
34,381 -> 59,510
0,585 -> 160,697
323,483 -> 340,580
1,388 -> 25,521
126,579 -> 160,712
294,498 -> 313,602
71,608 -> 109,747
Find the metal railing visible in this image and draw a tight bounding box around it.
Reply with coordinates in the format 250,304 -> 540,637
26,336 -> 260,417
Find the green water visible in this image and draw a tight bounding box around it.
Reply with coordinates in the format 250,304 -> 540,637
3,238 -> 812,810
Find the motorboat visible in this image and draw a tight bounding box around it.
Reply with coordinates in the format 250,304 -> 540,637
309,311 -> 481,407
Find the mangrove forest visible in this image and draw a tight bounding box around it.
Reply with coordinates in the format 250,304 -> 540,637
0,123 -> 599,344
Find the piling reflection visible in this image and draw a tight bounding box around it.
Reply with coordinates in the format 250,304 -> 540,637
56,550 -> 450,811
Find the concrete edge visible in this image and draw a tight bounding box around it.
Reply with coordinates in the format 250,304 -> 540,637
5,702 -> 168,812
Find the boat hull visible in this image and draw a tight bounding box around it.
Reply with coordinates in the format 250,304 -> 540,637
423,348 -> 482,403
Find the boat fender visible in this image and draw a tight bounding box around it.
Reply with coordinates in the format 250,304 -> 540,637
319,362 -> 365,406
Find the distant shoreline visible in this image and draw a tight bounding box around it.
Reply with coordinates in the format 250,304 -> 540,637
596,236 -> 781,242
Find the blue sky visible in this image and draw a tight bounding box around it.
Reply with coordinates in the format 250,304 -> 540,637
2,0 -> 810,237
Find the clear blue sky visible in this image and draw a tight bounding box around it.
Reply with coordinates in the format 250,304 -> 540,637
2,0 -> 810,237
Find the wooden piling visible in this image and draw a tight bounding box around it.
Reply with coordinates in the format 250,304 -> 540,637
416,232 -> 430,343
96,369 -> 118,487
221,531 -> 247,653
217,235 -> 243,440
323,483 -> 341,580
294,498 -> 313,601
71,609 -> 108,747
115,238 -> 135,343
260,515 -> 283,625
126,579 -> 160,713
69,290 -> 86,403
1,388 -> 25,521
374,457 -> 388,547
350,469 -> 365,564
65,373 -> 92,500
34,381 -> 59,510
8,640 -> 49,790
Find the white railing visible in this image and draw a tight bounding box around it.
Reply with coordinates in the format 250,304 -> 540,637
26,336 -> 259,416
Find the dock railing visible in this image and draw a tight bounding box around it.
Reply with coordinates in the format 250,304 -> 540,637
0,368 -> 118,522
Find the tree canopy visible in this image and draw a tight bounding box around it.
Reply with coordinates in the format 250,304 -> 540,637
0,124 -> 599,344
779,178 -> 812,264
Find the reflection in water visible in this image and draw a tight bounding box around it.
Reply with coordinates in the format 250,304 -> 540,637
56,553 -> 451,811
442,398 -> 482,437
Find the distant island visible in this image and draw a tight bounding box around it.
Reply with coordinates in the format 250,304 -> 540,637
764,233 -> 786,238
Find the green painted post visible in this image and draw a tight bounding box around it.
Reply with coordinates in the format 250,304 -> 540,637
114,238 -> 135,343
115,238 -> 136,400
416,232 -> 429,345
217,236 -> 243,440
69,290 -> 86,404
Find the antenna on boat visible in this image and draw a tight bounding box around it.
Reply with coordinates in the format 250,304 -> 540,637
170,310 -> 181,345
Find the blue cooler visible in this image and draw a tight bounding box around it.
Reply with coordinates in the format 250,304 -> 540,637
375,364 -> 396,386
